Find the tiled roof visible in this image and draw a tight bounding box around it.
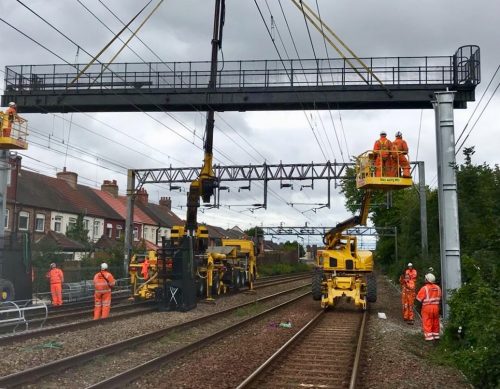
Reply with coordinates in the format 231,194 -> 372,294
92,190 -> 157,225
37,230 -> 88,251
14,170 -> 122,219
137,202 -> 183,227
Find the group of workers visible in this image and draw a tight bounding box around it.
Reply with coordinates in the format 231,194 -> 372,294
400,263 -> 442,342
46,262 -> 115,320
373,130 -> 411,178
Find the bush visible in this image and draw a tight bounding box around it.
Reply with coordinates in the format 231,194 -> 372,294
258,262 -> 311,277
439,257 -> 500,388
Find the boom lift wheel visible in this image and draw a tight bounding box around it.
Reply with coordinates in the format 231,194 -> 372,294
197,276 -> 207,298
0,279 -> 15,302
312,268 -> 324,301
211,272 -> 220,296
366,273 -> 377,303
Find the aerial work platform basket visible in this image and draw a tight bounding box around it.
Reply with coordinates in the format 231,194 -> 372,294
0,111 -> 28,150
356,150 -> 413,190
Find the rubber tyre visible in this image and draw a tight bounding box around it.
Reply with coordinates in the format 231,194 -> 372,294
232,271 -> 240,292
197,276 -> 207,298
312,269 -> 324,301
211,273 -> 220,296
0,278 -> 15,302
366,274 -> 377,303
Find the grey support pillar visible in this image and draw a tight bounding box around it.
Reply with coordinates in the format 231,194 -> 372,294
124,170 -> 135,276
433,91 -> 462,318
418,161 -> 428,260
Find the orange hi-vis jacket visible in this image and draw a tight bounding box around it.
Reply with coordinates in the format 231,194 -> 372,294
392,138 -> 408,154
47,268 -> 64,284
93,270 -> 116,293
405,268 -> 417,282
373,136 -> 392,159
417,283 -> 441,306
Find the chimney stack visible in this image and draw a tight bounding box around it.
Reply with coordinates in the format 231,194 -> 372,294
159,196 -> 172,210
101,179 -> 119,196
57,167 -> 78,189
136,188 -> 149,204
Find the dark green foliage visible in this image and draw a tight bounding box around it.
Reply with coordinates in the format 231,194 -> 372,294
441,255 -> 500,388
258,262 -> 311,276
65,214 -> 90,245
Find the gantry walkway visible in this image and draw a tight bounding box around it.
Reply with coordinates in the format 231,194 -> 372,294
1,46 -> 479,113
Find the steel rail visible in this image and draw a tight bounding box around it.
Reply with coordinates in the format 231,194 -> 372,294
0,284 -> 310,387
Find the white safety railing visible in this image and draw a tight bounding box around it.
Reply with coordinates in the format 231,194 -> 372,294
0,300 -> 48,333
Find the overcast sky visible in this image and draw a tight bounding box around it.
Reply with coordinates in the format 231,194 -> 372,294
1,0 -> 498,245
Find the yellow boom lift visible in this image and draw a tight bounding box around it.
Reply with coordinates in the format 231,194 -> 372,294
313,149 -> 412,309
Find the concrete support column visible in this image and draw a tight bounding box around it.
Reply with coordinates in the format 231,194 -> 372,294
124,170 -> 135,276
433,91 -> 462,318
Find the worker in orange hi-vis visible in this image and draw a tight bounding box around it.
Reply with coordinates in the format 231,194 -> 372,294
93,263 -> 116,320
392,131 -> 411,177
141,257 -> 150,280
405,262 -> 417,282
46,263 -> 64,306
2,102 -> 17,137
416,273 -> 442,341
399,272 -> 416,324
373,131 -> 393,177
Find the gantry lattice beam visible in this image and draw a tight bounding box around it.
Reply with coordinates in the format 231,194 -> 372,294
260,226 -> 396,237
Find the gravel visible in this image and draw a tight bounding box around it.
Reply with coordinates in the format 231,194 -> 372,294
0,278 -> 310,377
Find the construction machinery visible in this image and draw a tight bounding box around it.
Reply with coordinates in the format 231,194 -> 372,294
313,149 -> 412,309
130,224 -> 257,301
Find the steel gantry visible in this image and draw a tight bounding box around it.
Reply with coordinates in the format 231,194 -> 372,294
2,46 -> 479,112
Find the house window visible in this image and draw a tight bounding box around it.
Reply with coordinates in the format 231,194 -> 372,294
54,216 -> 62,232
116,225 -> 122,239
35,214 -> 45,232
107,223 -> 113,238
18,211 -> 29,231
4,209 -> 9,230
83,219 -> 89,230
68,217 -> 77,232
133,227 -> 138,241
93,220 -> 100,238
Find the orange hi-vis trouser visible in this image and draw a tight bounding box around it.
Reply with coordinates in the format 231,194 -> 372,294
50,283 -> 63,306
94,291 -> 112,320
402,288 -> 415,321
395,153 -> 410,177
421,304 -> 440,340
375,156 -> 393,177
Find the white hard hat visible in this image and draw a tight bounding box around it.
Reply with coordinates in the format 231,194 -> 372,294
425,273 -> 436,283
8,102 -> 16,107
395,131 -> 402,137
50,262 -> 56,268
380,130 -> 387,136
407,262 -> 413,267
101,263 -> 108,270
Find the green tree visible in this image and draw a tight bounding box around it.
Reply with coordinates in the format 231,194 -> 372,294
66,214 -> 90,245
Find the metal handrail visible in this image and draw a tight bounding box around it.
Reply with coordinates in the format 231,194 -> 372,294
0,299 -> 48,333
4,46 -> 480,93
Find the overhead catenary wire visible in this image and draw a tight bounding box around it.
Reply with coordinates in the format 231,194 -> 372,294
455,64 -> 500,154
253,0 -> 328,162
277,0 -> 346,162
96,0 -> 268,163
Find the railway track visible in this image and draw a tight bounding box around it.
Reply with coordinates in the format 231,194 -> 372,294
238,308 -> 367,389
0,272 -> 311,345
0,284 -> 311,388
